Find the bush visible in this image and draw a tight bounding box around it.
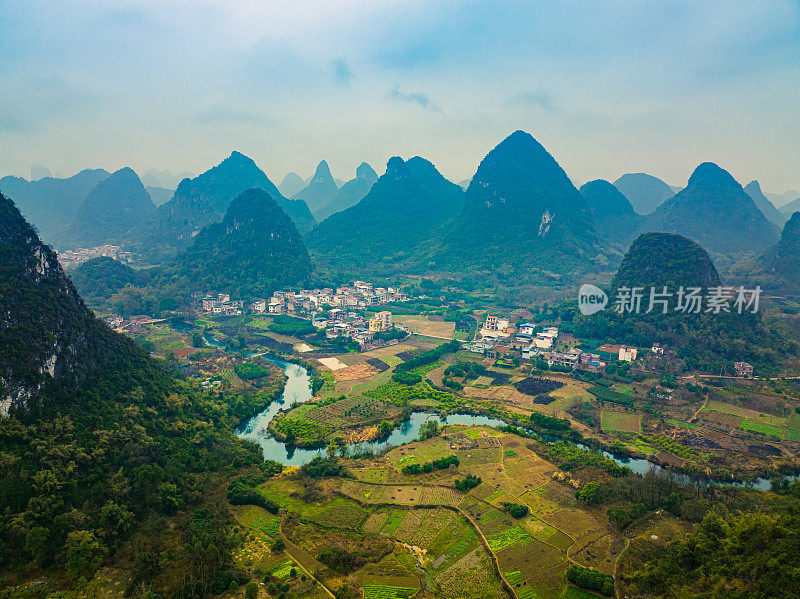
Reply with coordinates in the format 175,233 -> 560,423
454,474 -> 481,491
529,412 -> 571,431
299,456 -> 344,478
227,477 -> 279,514
503,502 -> 529,518
235,362 -> 272,380
566,564 -> 615,596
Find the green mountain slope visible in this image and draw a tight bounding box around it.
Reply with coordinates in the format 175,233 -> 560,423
645,163 -> 779,256
441,130 -> 602,275
579,179 -> 643,245
612,232 -> 721,289
293,160 -> 339,217
613,173 -> 675,215
0,190 -> 264,593
58,167 -> 156,249
156,188 -> 312,299
70,256 -> 146,306
751,211 -> 800,289
0,169 -> 110,243
744,180 -> 786,228
151,152 -> 315,255
316,162 -> 378,221
308,156 -> 463,270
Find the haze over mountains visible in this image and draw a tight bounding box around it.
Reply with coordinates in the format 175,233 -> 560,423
154,188 -> 312,300
744,180 -> 786,228
59,168 -> 156,249
613,173 -> 675,215
0,169 -> 111,243
149,151 -> 315,257
2,130 -> 799,292
292,160 -> 339,218
315,162 -> 378,222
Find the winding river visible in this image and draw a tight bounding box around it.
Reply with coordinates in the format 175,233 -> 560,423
222,347 -> 792,489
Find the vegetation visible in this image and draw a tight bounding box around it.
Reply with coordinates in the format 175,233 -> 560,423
455,474 -> 482,491
502,502 -> 529,518
234,362 -> 272,380
566,564 -> 614,596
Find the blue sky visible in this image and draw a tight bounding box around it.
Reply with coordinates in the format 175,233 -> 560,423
1,0 -> 798,195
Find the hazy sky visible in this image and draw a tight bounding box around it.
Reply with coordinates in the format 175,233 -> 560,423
1,0 -> 799,194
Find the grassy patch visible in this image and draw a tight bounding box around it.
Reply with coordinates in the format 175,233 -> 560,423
600,411 -> 641,434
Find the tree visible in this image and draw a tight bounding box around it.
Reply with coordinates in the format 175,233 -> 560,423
245,581 -> 259,599
65,530 -> 108,577
272,539 -> 285,553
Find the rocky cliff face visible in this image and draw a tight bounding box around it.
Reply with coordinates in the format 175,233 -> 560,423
0,191 -> 125,413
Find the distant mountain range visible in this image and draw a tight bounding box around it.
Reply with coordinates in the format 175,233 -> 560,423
149,151 -> 315,256
0,169 -> 111,243
613,173 -> 675,215
315,162 -> 378,222
293,160 -> 339,218
644,162 -> 779,256
58,168 -> 156,249
744,180 -> 786,228
780,196 -> 800,217
278,172 -> 306,197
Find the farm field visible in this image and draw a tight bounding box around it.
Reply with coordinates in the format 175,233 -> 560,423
228,423 -> 630,599
600,411 -> 642,434
393,315 -> 456,339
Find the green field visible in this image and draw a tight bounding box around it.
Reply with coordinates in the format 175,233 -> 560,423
600,411 -> 642,433
740,418 -> 785,439
363,584 -> 417,599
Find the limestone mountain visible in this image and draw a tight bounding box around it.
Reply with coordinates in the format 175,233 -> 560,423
779,196 -> 800,218
157,188 -> 312,299
0,168 -> 110,243
613,173 -> 675,215
150,151 -> 315,255
579,179 -> 643,245
315,162 -> 379,221
308,157 -> 463,269
278,171 -> 306,197
752,212 -> 800,289
744,180 -> 786,228
612,232 -> 721,290
0,191 -> 133,412
59,167 -> 156,249
293,160 -> 339,217
443,130 -> 601,275
644,163 -> 779,256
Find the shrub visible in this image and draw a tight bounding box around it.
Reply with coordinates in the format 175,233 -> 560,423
566,564 -> 615,596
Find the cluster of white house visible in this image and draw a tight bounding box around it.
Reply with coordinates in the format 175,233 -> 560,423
466,315 -> 651,372
249,281 -> 408,317
197,293 -> 244,316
